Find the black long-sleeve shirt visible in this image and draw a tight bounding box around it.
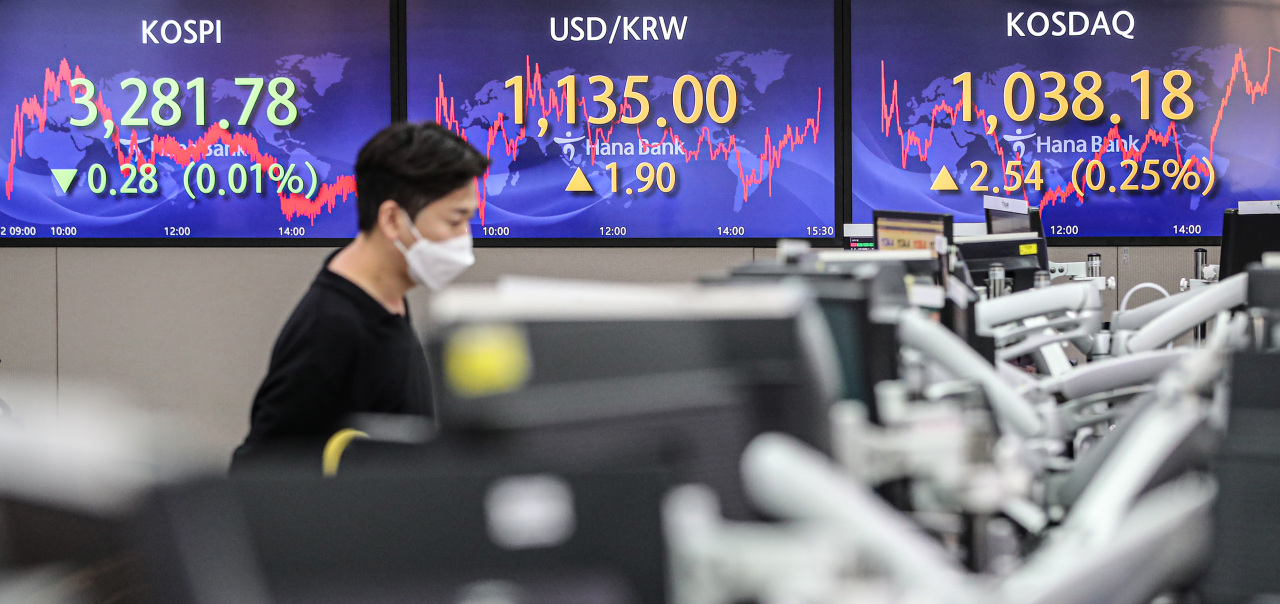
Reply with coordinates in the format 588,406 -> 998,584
230,253 -> 433,473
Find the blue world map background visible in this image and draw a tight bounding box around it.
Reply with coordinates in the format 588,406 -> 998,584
852,0 -> 1280,238
0,0 -> 390,239
408,0 -> 836,239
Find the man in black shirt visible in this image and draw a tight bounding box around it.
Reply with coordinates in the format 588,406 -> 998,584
230,122 -> 490,472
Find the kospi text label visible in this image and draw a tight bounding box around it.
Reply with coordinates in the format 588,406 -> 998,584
142,20 -> 222,44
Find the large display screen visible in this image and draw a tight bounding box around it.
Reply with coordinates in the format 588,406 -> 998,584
851,0 -> 1280,239
0,0 -> 389,241
407,0 -> 837,241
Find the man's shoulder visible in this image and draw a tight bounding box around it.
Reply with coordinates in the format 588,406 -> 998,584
281,279 -> 371,340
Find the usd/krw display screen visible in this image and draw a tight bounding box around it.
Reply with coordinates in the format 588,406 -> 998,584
851,1 -> 1280,239
407,0 -> 837,241
0,0 -> 390,241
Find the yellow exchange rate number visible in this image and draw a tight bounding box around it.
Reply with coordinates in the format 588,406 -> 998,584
504,73 -> 738,126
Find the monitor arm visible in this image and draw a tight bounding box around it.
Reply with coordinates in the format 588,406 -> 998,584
1048,261 -> 1116,291
899,309 -> 1045,438
1035,349 -> 1187,402
1114,273 -> 1248,355
740,433 -> 974,603
742,433 -> 1213,604
975,282 -> 1104,361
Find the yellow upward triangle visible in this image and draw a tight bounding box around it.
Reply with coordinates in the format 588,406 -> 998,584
930,165 -> 960,192
566,168 -> 594,193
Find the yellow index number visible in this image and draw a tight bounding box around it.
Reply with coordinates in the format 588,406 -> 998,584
1131,70 -> 1152,121
1003,160 -> 1024,191
952,72 -> 972,122
1072,71 -> 1104,121
1004,72 -> 1035,122
1038,72 -> 1069,121
1163,70 -> 1194,120
1025,160 -> 1045,191
1120,159 -> 1141,191
969,160 -> 990,192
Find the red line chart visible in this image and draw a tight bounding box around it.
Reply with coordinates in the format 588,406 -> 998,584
6,59 -> 353,224
434,55 -> 823,224
877,48 -> 1280,212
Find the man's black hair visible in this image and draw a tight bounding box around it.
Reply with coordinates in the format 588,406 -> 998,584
355,121 -> 490,233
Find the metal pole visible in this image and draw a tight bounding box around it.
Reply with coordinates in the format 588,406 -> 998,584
1194,248 -> 1208,343
1033,270 -> 1052,289
988,263 -> 1007,298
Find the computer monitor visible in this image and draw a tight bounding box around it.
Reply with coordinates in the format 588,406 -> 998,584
421,282 -> 840,519
986,208 -> 1030,235
982,194 -> 1043,237
956,233 -> 1050,293
985,207 -> 1044,237
1221,207 -> 1280,279
1196,352 -> 1280,602
717,262 -> 904,414
873,210 -> 953,252
419,367 -> 761,520
137,469 -> 671,604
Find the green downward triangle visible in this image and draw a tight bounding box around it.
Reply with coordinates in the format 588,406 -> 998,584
51,169 -> 78,194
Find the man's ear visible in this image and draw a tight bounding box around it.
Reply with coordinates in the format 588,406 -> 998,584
375,200 -> 403,243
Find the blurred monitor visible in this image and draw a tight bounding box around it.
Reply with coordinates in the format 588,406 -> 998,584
420,282 -> 840,518
810,249 -> 939,281
138,469 -> 670,604
873,210 -> 953,252
986,208 -> 1031,235
0,498 -> 135,603
1220,206 -> 1280,279
956,233 -> 1049,293
983,194 -> 1043,237
718,261 -> 908,414
986,207 -> 1044,237
1198,352 -> 1280,602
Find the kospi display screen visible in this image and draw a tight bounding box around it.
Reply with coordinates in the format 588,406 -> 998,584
407,0 -> 838,242
0,0 -> 390,242
851,1 -> 1280,240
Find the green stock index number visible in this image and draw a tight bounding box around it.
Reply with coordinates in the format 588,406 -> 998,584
67,76 -> 299,130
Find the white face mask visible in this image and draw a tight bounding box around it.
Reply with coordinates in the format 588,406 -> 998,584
392,209 -> 475,290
